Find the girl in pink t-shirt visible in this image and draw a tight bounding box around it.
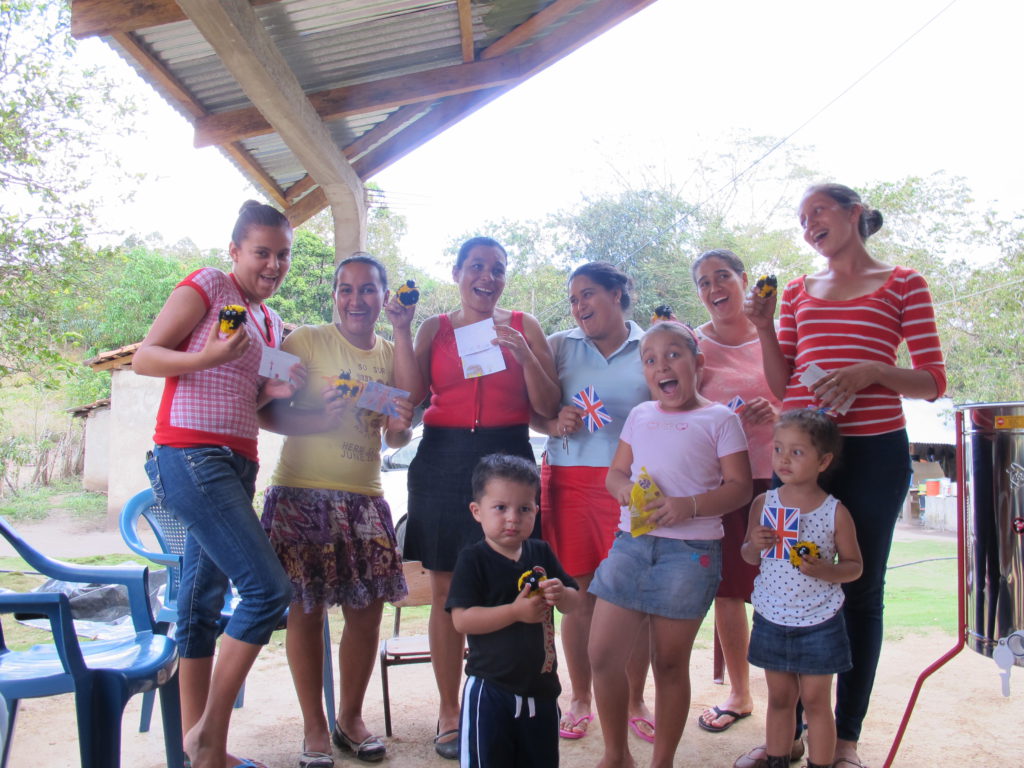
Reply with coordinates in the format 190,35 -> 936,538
589,323 -> 753,768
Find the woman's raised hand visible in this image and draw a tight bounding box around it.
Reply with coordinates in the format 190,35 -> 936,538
384,294 -> 416,332
200,320 -> 250,368
743,288 -> 777,331
493,323 -> 533,363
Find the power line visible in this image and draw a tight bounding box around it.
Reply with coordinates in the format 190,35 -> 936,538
610,0 -> 960,269
934,276 -> 1024,307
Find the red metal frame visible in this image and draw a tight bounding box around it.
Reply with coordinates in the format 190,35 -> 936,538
881,409 -> 967,767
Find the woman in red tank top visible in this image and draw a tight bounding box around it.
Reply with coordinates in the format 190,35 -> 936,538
403,237 -> 559,758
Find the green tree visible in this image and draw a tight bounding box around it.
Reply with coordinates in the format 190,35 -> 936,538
0,0 -> 133,385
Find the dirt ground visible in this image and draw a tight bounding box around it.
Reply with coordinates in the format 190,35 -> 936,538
3,516 -> 1023,768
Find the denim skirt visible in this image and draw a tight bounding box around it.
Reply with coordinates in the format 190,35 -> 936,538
748,610 -> 852,675
589,530 -> 721,620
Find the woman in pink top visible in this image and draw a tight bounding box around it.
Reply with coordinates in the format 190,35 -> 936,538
403,236 -> 560,758
135,201 -> 301,768
739,184 -> 946,768
691,249 -> 781,738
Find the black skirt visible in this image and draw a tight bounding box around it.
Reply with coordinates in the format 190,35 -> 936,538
403,424 -> 534,571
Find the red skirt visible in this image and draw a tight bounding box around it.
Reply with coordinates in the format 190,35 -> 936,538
540,462 -> 619,578
717,477 -> 771,601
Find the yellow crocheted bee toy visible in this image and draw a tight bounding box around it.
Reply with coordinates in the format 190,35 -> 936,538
517,566 -> 547,595
754,274 -> 778,299
396,280 -> 420,306
218,305 -> 247,338
789,540 -> 820,567
650,305 -> 674,324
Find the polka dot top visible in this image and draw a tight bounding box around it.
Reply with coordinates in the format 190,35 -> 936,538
752,489 -> 845,627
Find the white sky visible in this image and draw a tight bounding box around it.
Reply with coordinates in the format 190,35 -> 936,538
83,0 -> 1021,268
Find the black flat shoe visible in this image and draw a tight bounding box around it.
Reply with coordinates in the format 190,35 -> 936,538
331,725 -> 386,763
434,728 -> 459,760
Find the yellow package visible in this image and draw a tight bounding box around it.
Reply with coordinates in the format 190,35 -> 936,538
629,467 -> 662,537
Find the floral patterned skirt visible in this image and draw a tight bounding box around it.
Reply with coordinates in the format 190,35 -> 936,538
261,485 -> 407,612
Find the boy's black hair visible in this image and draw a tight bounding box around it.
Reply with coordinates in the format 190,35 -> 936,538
471,453 -> 539,501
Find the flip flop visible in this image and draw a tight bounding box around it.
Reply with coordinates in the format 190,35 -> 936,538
832,759 -> 867,768
697,705 -> 753,733
558,712 -> 594,739
628,716 -> 656,744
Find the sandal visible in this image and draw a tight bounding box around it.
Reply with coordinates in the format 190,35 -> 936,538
559,712 -> 594,739
698,705 -> 752,733
732,739 -> 804,768
331,725 -> 386,763
628,716 -> 656,744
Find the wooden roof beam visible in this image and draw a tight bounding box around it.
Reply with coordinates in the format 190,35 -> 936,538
479,0 -> 589,60
71,0 -> 280,40
193,55 -> 522,148
177,0 -> 365,248
110,29 -> 287,206
353,0 -> 658,179
456,0 -> 475,63
192,0 -> 653,149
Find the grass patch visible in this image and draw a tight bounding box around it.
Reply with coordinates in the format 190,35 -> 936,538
0,479 -> 107,521
883,538 -> 957,639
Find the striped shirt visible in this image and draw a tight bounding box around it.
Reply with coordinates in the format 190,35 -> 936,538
779,266 -> 946,437
152,268 -> 282,462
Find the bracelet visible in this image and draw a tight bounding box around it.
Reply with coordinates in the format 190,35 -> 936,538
691,495 -> 698,519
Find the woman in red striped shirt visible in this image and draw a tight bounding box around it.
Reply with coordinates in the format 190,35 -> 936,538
738,183 -> 946,768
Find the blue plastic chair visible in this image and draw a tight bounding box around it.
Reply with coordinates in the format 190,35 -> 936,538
0,516 -> 183,768
120,489 -> 335,732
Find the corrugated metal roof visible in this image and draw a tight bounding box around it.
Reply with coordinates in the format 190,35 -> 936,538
89,0 -> 643,216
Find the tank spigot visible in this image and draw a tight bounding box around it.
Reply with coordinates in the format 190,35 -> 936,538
993,631 -> 1024,696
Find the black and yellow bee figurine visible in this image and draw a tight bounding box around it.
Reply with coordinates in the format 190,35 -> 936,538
650,305 -> 674,324
218,305 -> 247,338
789,540 -> 820,568
396,279 -> 420,306
332,370 -> 362,399
517,566 -> 547,595
754,274 -> 778,299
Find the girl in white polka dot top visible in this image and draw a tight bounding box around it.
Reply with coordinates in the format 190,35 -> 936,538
740,410 -> 863,768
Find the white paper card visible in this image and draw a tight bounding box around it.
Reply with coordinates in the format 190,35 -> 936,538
454,318 -> 497,355
454,318 -> 506,378
259,346 -> 301,381
798,362 -> 854,415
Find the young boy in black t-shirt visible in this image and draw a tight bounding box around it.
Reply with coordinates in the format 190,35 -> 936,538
446,454 -> 580,768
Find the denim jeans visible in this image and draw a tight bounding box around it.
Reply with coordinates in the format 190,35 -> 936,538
145,444 -> 291,657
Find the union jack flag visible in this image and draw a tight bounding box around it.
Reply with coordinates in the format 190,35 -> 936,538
572,386 -> 612,433
761,505 -> 800,560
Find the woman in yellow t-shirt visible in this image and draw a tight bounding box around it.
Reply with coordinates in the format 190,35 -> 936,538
259,254 -> 421,766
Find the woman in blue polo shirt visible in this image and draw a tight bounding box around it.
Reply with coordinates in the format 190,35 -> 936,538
533,261 -> 655,743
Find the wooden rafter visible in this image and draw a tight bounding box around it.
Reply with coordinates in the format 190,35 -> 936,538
191,0 -> 649,149
353,0 -> 658,179
479,0 -> 589,60
71,0 -> 280,40
456,0 -> 475,63
111,30 -> 287,206
177,0 -> 364,219
193,56 -> 522,148
285,187 -> 328,227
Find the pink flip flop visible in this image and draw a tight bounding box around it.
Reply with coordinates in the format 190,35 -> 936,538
628,716 -> 656,744
559,712 -> 594,739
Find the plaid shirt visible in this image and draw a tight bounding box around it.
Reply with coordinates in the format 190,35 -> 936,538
152,268 -> 282,462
